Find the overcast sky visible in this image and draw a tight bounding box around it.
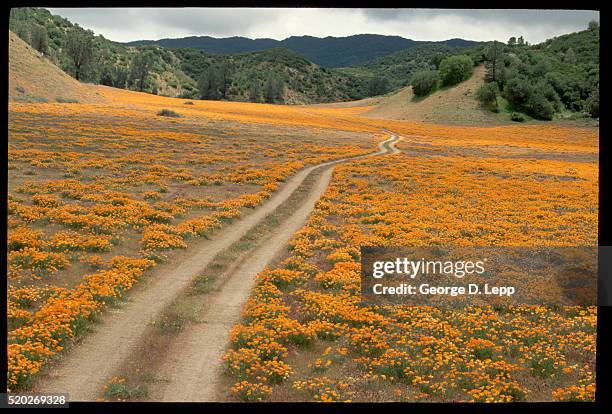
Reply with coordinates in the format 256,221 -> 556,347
48,8 -> 600,44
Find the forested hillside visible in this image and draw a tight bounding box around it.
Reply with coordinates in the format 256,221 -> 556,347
9,7 -> 197,97
126,34 -> 480,68
9,6 -> 599,117
9,7 -> 372,103
338,43 -> 486,90
174,48 -> 368,103
474,25 -> 599,120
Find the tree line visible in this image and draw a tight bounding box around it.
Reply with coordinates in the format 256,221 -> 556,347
475,21 -> 599,120
196,63 -> 286,103
409,54 -> 475,97
409,20 -> 599,120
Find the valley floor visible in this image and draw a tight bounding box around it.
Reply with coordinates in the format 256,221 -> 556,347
7,81 -> 598,402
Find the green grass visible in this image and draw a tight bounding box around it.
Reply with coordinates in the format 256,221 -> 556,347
103,381 -> 149,400
189,274 -> 216,295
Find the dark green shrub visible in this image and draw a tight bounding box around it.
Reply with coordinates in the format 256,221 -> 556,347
510,112 -> 525,122
527,93 -> 555,120
536,81 -> 563,111
411,70 -> 439,97
157,109 -> 181,118
476,82 -> 499,108
586,88 -> 599,118
503,76 -> 532,107
439,55 -> 474,86
368,77 -> 391,96
55,97 -> 79,103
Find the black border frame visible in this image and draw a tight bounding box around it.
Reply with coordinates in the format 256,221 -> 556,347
2,1 -> 608,412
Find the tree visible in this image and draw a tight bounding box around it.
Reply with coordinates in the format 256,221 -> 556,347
198,70 -> 216,100
15,24 -> 32,44
508,37 -> 517,47
484,41 -> 505,85
476,82 -> 499,110
264,73 -> 284,103
197,65 -> 219,100
368,77 -> 390,96
248,81 -> 262,103
430,53 -> 448,70
517,36 -> 525,46
197,63 -> 233,100
64,29 -> 93,81
563,48 -> 577,65
130,51 -> 154,92
586,88 -> 599,118
99,64 -> 114,87
503,75 -> 556,120
217,62 -> 233,99
30,24 -> 48,55
439,55 -> 474,86
527,93 -> 554,120
410,70 -> 439,97
114,67 -> 129,89
503,76 -> 532,108
588,20 -> 599,30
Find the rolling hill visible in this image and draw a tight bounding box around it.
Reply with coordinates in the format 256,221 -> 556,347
9,7 -> 198,97
174,47 -> 368,103
362,65 -> 499,124
9,31 -> 105,104
9,6 -> 597,116
315,65 -> 504,125
338,42 -> 486,90
125,34 -> 481,68
9,7 -> 369,103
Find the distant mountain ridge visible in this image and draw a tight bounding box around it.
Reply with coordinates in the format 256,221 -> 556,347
124,34 -> 480,68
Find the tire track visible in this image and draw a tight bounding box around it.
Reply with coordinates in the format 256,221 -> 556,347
34,134 -> 400,401
146,134 -> 401,401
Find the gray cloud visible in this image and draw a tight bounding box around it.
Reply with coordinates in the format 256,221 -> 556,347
362,9 -> 598,26
48,8 -> 599,44
49,8 -> 284,40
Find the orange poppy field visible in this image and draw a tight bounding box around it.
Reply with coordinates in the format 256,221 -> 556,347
223,128 -> 598,402
7,85 -> 598,402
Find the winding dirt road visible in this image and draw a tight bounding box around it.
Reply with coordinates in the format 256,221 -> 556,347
34,134 -> 401,401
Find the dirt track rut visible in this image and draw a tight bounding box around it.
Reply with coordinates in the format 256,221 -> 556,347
34,134 -> 400,401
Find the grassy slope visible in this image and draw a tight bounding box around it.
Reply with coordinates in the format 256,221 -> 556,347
346,66 -> 501,125
324,65 -> 597,127
10,8 -> 197,98
8,31 -> 105,104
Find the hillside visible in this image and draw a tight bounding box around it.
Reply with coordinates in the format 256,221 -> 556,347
9,7 -> 369,103
126,34 -> 481,68
8,31 -> 105,103
174,47 -> 367,103
9,6 -> 597,114
361,65 -> 503,124
338,42 -> 486,90
505,26 -> 599,116
314,65 -> 503,125
9,7 -> 198,97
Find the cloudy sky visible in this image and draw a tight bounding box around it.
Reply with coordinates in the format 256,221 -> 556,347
48,8 -> 599,44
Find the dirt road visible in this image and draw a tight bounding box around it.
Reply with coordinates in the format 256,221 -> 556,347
34,134 -> 400,401
147,134 -> 400,401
